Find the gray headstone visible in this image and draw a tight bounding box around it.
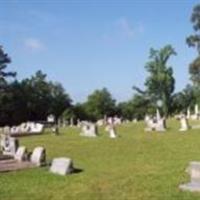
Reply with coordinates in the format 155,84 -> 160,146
14,146 -> 27,161
80,123 -> 97,137
30,147 -> 46,166
179,115 -> 189,131
0,135 -> 19,156
179,161 -> 200,192
50,157 -> 74,175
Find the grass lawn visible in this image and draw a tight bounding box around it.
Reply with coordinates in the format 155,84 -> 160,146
1,119 -> 200,200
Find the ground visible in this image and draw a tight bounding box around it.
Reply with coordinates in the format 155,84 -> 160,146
1,119 -> 200,200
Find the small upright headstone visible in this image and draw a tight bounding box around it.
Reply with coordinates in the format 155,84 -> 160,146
30,147 -> 46,166
47,114 -> 55,123
70,117 -> 74,127
156,118 -> 166,132
0,135 -> 19,156
52,125 -> 59,135
187,107 -> 191,119
80,123 -> 98,137
195,104 -> 199,119
156,109 -> 161,121
179,115 -> 189,131
14,146 -> 27,161
108,126 -> 117,138
50,157 -> 74,176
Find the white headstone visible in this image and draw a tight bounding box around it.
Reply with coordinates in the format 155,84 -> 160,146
80,123 -> 98,137
109,127 -> 117,138
47,114 -> 55,123
50,157 -> 74,176
14,146 -> 27,161
156,109 -> 161,121
0,135 -> 19,156
30,147 -> 46,166
187,108 -> 191,119
155,118 -> 166,131
179,115 -> 189,131
179,161 -> 200,192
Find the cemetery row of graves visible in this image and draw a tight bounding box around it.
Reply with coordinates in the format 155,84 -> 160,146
2,111 -> 200,199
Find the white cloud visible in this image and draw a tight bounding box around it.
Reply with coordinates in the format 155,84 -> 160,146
116,17 -> 135,38
24,38 -> 45,51
102,17 -> 144,42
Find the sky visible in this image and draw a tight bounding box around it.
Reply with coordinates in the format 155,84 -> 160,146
0,0 -> 199,103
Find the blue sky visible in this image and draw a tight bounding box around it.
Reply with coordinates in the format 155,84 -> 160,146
0,0 -> 199,102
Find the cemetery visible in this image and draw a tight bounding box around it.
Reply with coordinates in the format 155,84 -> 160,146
2,1 -> 200,200
0,118 -> 200,200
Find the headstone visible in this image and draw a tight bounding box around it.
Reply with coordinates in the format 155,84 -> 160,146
156,109 -> 161,121
0,135 -> 19,156
155,118 -> 166,131
187,108 -> 191,119
195,104 -> 199,116
52,125 -> 59,135
30,147 -> 46,166
80,123 -> 98,137
145,116 -> 166,132
96,119 -> 104,126
132,119 -> 137,123
179,115 -> 189,131
179,161 -> 200,192
47,114 -> 55,123
70,117 -> 74,127
113,117 -> 122,125
14,146 -> 27,161
108,126 -> 117,138
50,157 -> 74,175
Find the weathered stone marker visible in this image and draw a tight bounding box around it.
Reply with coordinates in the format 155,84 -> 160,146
179,115 -> 189,131
30,147 -> 46,166
50,157 -> 74,176
80,123 -> 98,137
0,135 -> 19,156
14,146 -> 27,162
179,161 -> 200,192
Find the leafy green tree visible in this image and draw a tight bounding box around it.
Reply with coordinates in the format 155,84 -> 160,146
84,88 -> 116,121
186,4 -> 200,53
187,4 -> 200,85
0,46 -> 16,89
48,82 -> 72,121
172,85 -> 195,114
134,45 -> 176,116
0,46 -> 16,125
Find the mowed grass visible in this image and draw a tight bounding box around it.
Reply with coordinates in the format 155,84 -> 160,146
1,120 -> 200,200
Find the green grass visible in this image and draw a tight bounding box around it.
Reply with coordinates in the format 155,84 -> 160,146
1,119 -> 200,200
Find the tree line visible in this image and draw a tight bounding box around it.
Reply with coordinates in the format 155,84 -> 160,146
1,4 -> 200,125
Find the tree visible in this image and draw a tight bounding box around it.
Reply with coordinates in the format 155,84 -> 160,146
48,82 -> 72,121
0,46 -> 16,89
134,45 -> 176,116
186,4 -> 200,53
84,88 -> 116,121
0,46 -> 16,126
187,4 -> 200,85
171,85 -> 195,114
